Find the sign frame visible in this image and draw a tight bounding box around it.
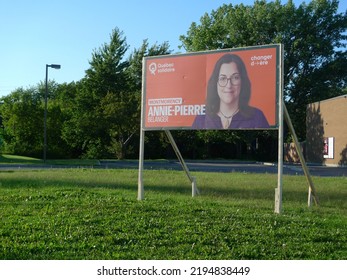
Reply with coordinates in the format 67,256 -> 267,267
137,44 -> 321,214
141,44 -> 282,131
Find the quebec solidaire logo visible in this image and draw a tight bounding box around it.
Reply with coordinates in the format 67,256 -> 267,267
149,62 -> 157,75
149,62 -> 175,75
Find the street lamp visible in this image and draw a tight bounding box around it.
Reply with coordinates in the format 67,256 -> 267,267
44,64 -> 61,163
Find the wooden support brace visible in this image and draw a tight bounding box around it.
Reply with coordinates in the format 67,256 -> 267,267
283,103 -> 319,206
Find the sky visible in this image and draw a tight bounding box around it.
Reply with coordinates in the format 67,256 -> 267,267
0,0 -> 346,97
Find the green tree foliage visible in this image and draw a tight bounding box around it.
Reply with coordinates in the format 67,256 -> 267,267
48,82 -> 79,158
0,28 -> 172,160
62,30 -> 172,159
0,82 -> 73,158
62,28 -> 130,158
126,40 -> 172,159
127,39 -> 171,91
180,0 -> 347,140
0,87 -> 44,157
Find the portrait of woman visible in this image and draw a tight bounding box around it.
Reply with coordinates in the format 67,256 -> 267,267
192,53 -> 269,129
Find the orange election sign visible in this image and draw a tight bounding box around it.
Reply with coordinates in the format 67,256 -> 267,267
142,44 -> 281,130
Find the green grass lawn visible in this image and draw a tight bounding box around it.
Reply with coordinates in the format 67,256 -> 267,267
0,168 -> 346,260
0,154 -> 99,166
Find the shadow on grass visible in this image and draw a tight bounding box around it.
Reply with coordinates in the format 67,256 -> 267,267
2,169 -> 343,207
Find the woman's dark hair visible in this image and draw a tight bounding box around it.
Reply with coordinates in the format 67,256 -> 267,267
206,53 -> 251,115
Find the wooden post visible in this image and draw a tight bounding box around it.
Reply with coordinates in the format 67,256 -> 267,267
137,128 -> 145,200
137,58 -> 146,201
275,44 -> 284,214
283,104 -> 319,206
165,130 -> 198,197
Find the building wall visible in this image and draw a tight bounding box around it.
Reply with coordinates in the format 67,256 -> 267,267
306,95 -> 347,166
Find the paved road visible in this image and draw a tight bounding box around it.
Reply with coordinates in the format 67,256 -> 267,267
1,160 -> 346,177
100,160 -> 347,177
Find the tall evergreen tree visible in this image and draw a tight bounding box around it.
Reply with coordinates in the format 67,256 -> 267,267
62,30 -> 172,159
63,28 -> 130,158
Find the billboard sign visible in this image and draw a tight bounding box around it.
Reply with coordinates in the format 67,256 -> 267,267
142,44 -> 281,130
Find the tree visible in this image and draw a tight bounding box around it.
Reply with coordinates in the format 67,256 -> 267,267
0,87 -> 43,157
62,28 -> 130,158
62,29 -> 172,159
180,0 -> 347,140
127,39 -> 171,91
100,36 -> 171,159
46,82 -> 79,158
126,40 -> 172,159
0,81 -> 73,159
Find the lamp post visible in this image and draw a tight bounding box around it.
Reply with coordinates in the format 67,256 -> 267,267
44,64 -> 61,163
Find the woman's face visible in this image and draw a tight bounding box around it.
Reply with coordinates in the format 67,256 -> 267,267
217,62 -> 241,107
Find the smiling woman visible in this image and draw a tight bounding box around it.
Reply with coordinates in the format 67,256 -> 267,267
192,53 -> 269,129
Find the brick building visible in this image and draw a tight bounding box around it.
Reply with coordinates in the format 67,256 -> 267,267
306,95 -> 347,166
